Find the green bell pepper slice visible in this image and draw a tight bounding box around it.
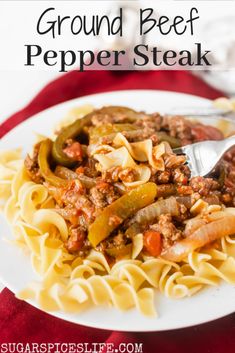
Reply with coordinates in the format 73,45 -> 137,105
38,139 -> 67,187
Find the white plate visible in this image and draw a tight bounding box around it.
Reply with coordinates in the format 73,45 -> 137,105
0,90 -> 235,332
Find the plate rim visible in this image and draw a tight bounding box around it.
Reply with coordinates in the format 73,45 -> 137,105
1,89 -> 211,142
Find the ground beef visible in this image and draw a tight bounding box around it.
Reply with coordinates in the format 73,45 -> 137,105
190,192 -> 201,205
224,147 -> 235,164
24,143 -> 43,184
102,167 -> 122,183
75,194 -> 95,223
47,181 -> 95,224
221,193 -> 233,204
118,167 -> 138,183
102,166 -> 138,184
63,140 -> 83,161
154,170 -> 171,184
174,203 -> 189,222
220,154 -> 235,206
129,114 -> 162,142
177,185 -> 193,195
163,116 -> 193,145
61,180 -> 84,204
83,158 -> 100,178
203,194 -> 221,205
96,232 -> 127,255
227,170 -> 235,184
134,113 -> 162,131
150,214 -> 183,249
89,181 -> 119,209
190,177 -> 220,196
89,186 -> 108,208
172,165 -> 190,185
151,159 -> 189,186
66,226 -> 86,253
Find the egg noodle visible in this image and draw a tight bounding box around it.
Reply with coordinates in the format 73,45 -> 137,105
1,105 -> 235,317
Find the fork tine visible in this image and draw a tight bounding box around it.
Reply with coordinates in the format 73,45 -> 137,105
174,138 -> 235,177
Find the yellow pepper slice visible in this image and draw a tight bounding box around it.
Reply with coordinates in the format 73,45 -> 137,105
88,182 -> 157,247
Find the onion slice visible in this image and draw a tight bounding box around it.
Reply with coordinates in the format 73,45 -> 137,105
55,166 -> 95,188
161,215 -> 235,262
129,196 -> 179,225
184,218 -> 207,237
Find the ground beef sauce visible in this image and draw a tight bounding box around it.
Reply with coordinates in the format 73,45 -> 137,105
24,142 -> 44,184
24,107 -> 235,259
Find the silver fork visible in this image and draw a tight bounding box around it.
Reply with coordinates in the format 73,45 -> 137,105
173,136 -> 235,177
164,107 -> 233,117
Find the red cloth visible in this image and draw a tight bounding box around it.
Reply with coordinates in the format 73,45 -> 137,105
0,70 -> 234,353
0,70 -> 224,138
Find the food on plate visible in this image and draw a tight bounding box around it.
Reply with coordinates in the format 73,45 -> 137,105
1,105 -> 235,317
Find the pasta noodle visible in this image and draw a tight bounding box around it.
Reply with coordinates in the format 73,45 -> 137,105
0,149 -> 23,204
18,275 -> 156,316
94,146 -> 151,187
113,132 -> 167,170
3,160 -> 235,315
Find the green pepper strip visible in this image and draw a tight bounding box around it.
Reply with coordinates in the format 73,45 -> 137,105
156,132 -> 181,148
97,106 -> 140,122
38,139 -> 67,187
88,182 -> 157,248
89,124 -> 138,144
52,114 -> 92,168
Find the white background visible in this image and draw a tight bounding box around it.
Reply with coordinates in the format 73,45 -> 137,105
1,1 -> 235,120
